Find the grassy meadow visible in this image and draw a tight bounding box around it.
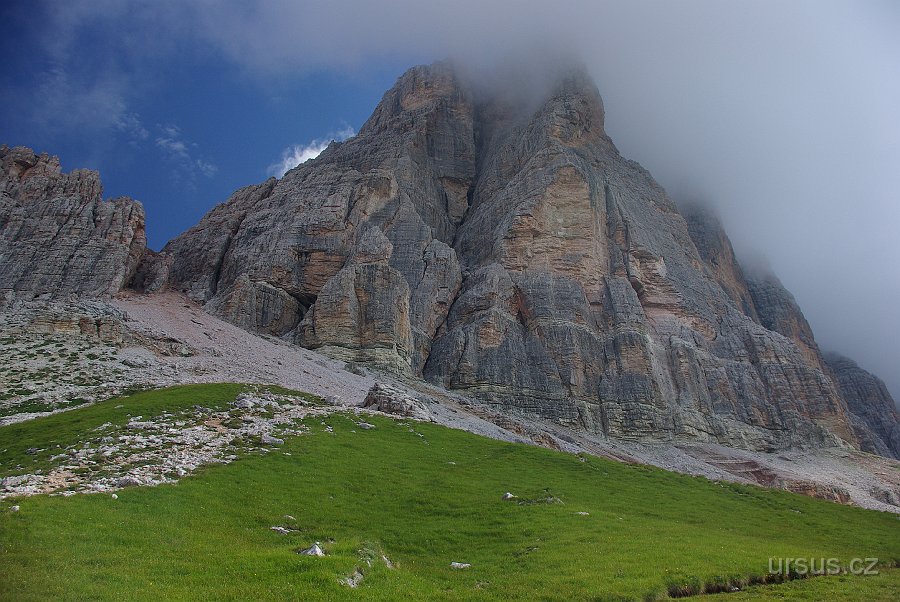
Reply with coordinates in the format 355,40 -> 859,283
1,384 -> 898,600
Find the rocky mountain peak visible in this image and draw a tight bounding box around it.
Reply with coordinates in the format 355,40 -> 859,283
533,66 -> 606,145
1,145 -> 103,204
1,145 -> 61,180
123,61 -> 899,455
3,61 -> 897,460
358,61 -> 472,138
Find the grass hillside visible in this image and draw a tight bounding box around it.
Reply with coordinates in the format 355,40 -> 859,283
1,384 -> 898,600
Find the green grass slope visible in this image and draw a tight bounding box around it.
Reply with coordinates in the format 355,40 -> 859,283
1,384 -> 898,600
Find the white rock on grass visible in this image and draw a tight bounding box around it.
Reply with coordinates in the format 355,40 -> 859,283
261,434 -> 284,446
450,562 -> 471,569
502,492 -> 517,500
299,543 -> 325,557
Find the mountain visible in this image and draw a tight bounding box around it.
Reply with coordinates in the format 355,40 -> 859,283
0,145 -> 145,299
826,352 -> 900,458
2,63 -> 897,459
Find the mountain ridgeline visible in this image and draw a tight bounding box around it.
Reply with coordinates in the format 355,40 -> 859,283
2,63 -> 898,458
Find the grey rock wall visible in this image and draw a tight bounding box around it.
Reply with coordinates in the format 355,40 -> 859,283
826,352 -> 900,458
0,145 -> 145,301
115,63 -> 898,456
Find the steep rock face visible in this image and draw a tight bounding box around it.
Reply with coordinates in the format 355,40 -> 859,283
681,207 -> 857,442
0,145 -> 145,301
681,204 -> 759,322
149,63 -> 470,372
297,227 -> 414,373
141,62 -> 894,454
424,68 -> 854,450
825,353 -> 900,458
745,271 -> 823,367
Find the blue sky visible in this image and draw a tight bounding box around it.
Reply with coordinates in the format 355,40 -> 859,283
1,1 -> 899,398
0,2 -> 415,250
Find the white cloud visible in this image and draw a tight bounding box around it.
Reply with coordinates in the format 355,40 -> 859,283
114,112 -> 149,143
267,126 -> 355,178
155,124 -> 217,185
196,158 -> 218,178
155,125 -> 190,159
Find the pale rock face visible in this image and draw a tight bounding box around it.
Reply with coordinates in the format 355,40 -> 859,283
422,66 -> 857,451
146,63 -> 470,374
52,61 -> 891,457
0,145 -> 146,300
681,203 -> 760,323
297,227 -> 415,374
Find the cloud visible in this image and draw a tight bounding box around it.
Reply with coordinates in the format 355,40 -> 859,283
155,124 -> 217,185
26,65 -> 129,134
114,112 -> 149,144
267,126 -> 355,178
155,125 -> 190,159
195,158 -> 218,179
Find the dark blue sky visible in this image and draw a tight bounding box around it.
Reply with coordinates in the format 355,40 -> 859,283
0,2 -> 409,249
1,0 -> 898,398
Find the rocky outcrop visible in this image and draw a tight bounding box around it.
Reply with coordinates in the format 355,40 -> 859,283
363,382 -> 433,421
143,63 -> 469,374
682,207 -> 854,439
745,270 -> 823,367
0,145 -> 146,301
422,66 -> 856,451
297,227 -> 414,373
825,353 -> 900,458
681,204 -> 759,322
119,62 -> 897,456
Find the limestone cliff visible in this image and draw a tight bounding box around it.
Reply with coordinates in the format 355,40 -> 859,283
0,145 -> 145,301
6,62 -> 896,458
149,64 -> 469,374
136,63 -> 887,453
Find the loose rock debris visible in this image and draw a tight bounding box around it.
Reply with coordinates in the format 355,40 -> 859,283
1,390 -> 387,499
